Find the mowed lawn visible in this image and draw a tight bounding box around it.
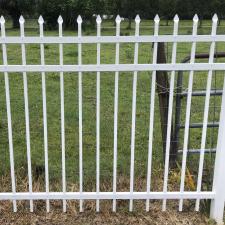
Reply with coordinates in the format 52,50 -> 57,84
0,18 -> 225,195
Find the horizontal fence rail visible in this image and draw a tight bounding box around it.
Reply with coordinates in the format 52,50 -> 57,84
0,13 -> 225,224
1,35 -> 225,44
1,64 -> 225,72
0,192 -> 215,200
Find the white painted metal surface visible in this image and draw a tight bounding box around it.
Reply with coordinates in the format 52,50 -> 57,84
129,14 -> 140,212
195,14 -> 218,211
96,14 -> 102,212
38,15 -> 50,212
0,15 -> 17,213
1,35 -> 225,44
112,15 -> 121,212
179,14 -> 198,212
0,14 -> 225,224
77,15 -> 83,213
1,63 -> 225,72
162,14 -> 179,211
19,15 -> 33,213
146,14 -> 159,212
58,15 -> 67,212
210,77 -> 225,224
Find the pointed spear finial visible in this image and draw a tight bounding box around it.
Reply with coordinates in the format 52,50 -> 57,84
154,14 -> 160,23
96,15 -> 102,24
19,15 -> 25,24
115,15 -> 121,23
135,14 -> 141,23
0,15 -> 5,24
173,14 -> 179,23
212,13 -> 218,23
77,15 -> 82,24
58,15 -> 63,24
38,15 -> 44,24
193,14 -> 199,22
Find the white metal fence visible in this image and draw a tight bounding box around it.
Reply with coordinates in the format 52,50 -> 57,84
0,13 -> 225,224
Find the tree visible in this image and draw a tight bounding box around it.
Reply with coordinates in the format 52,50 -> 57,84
159,0 -> 178,25
37,0 -> 105,29
0,0 -> 35,28
211,0 -> 225,25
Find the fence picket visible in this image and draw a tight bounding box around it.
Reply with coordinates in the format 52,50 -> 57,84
0,16 -> 17,212
19,15 -> 33,212
96,15 -> 102,212
58,15 -> 67,212
162,14 -> 179,211
178,14 -> 198,211
146,14 -> 159,212
38,15 -> 50,212
129,15 -> 140,212
77,15 -> 83,212
195,14 -> 218,211
112,15 -> 121,212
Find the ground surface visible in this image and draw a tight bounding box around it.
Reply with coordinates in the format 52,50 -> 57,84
0,199 -> 216,225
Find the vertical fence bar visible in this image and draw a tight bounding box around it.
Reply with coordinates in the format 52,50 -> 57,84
178,14 -> 198,211
146,14 -> 159,212
38,15 -> 50,212
210,77 -> 225,224
77,15 -> 83,212
19,15 -> 33,212
162,14 -> 179,211
96,15 -> 102,212
0,15 -> 17,212
129,15 -> 140,212
112,15 -> 121,212
195,14 -> 218,211
58,16 -> 67,212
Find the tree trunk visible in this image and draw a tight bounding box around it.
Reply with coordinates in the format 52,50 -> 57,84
166,18 -> 169,26
156,43 -> 169,160
199,17 -> 203,28
10,11 -> 20,28
127,17 -> 132,29
218,18 -> 221,26
12,16 -> 20,28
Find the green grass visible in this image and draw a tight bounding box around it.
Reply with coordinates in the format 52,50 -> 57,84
0,18 -> 224,195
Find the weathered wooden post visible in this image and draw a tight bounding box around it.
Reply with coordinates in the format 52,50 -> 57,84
156,42 -> 169,159
156,42 -> 178,165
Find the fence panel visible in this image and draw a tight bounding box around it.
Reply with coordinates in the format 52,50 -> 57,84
0,13 -> 225,224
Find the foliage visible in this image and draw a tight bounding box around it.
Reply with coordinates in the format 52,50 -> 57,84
0,0 -> 36,28
0,0 -> 225,29
37,0 -> 105,29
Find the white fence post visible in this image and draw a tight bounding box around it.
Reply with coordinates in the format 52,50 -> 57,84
210,77 -> 225,224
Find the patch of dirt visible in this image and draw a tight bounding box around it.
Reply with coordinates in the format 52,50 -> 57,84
0,199 -> 216,225
0,175 -> 217,225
